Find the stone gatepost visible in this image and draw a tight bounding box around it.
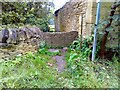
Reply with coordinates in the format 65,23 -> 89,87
85,0 -> 96,36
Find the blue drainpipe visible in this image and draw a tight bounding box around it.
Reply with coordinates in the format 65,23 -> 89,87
92,0 -> 101,61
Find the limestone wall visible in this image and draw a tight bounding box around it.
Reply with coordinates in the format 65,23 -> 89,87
54,0 -> 119,37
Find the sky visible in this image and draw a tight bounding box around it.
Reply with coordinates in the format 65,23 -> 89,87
52,0 -> 69,10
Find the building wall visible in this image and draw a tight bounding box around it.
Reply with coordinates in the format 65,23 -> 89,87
54,0 -> 119,37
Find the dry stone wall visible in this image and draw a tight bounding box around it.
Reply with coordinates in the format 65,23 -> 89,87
0,27 -> 78,48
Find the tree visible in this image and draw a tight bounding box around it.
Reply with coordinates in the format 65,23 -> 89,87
1,0 -> 54,32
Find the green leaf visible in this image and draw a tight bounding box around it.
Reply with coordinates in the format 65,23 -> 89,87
98,31 -> 105,35
105,26 -> 114,31
101,20 -> 109,26
69,53 -> 78,61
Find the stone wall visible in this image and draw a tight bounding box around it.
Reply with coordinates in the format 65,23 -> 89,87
42,31 -> 78,47
0,27 -> 78,47
54,0 -> 93,36
19,31 -> 78,47
54,0 -> 119,37
0,29 -> 78,60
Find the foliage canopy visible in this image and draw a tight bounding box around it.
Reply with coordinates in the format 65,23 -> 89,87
1,1 -> 54,32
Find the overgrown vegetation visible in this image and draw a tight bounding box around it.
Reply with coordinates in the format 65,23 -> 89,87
0,37 -> 119,88
0,52 -> 58,88
0,1 -> 119,89
66,38 -> 119,88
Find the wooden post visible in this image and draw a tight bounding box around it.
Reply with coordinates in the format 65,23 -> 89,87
80,13 -> 83,49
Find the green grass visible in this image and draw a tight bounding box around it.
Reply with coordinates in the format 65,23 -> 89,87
49,25 -> 55,32
0,48 -> 119,88
65,49 -> 119,88
0,52 -> 58,88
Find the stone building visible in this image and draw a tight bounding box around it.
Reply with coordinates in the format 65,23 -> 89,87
54,0 -> 119,37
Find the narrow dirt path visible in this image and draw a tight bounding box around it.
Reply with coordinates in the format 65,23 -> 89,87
52,55 -> 66,73
49,47 -> 68,73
